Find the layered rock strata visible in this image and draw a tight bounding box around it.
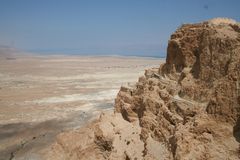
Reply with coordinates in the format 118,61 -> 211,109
46,18 -> 240,160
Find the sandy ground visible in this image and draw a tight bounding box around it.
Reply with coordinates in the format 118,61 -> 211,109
0,54 -> 164,160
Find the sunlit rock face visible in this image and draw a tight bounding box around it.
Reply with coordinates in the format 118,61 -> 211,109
161,18 -> 240,123
47,18 -> 240,160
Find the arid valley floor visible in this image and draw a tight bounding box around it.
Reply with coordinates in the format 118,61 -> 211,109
0,54 -> 163,159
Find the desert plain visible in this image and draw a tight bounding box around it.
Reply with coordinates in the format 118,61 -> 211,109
0,54 -> 163,159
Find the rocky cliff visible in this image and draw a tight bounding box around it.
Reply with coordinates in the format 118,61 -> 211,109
46,18 -> 240,160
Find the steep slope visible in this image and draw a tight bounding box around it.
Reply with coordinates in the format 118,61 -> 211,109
46,18 -> 240,160
115,18 -> 240,159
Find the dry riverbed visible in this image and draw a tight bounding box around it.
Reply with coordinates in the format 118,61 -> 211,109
0,54 -> 164,160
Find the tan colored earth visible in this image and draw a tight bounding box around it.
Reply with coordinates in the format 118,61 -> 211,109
1,17 -> 240,160
42,18 -> 240,160
0,53 -> 162,160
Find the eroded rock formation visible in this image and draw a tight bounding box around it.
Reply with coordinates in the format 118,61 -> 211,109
46,18 -> 240,160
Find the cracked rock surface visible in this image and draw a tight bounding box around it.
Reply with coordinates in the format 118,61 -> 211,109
46,18 -> 240,160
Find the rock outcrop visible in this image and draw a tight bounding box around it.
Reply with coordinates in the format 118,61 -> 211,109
46,18 -> 240,160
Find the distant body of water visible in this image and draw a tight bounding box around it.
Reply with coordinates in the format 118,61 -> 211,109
27,48 -> 166,58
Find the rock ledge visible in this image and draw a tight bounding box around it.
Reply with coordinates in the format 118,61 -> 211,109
46,18 -> 240,160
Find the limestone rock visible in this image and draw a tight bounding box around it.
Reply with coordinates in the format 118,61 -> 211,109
46,18 -> 240,160
115,17 -> 240,159
45,113 -> 144,160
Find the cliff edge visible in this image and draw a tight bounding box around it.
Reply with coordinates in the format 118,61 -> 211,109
46,18 -> 240,160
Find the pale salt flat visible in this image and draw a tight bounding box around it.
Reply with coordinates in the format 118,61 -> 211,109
29,89 -> 119,104
0,55 -> 164,160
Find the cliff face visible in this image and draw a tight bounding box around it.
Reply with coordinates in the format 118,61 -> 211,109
46,18 -> 240,160
115,18 -> 240,159
162,18 -> 240,122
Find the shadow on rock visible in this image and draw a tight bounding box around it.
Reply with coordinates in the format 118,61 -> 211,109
233,117 -> 240,143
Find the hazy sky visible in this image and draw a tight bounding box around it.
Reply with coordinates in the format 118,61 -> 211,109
0,0 -> 239,57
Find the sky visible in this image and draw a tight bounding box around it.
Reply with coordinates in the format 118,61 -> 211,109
0,0 -> 239,57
